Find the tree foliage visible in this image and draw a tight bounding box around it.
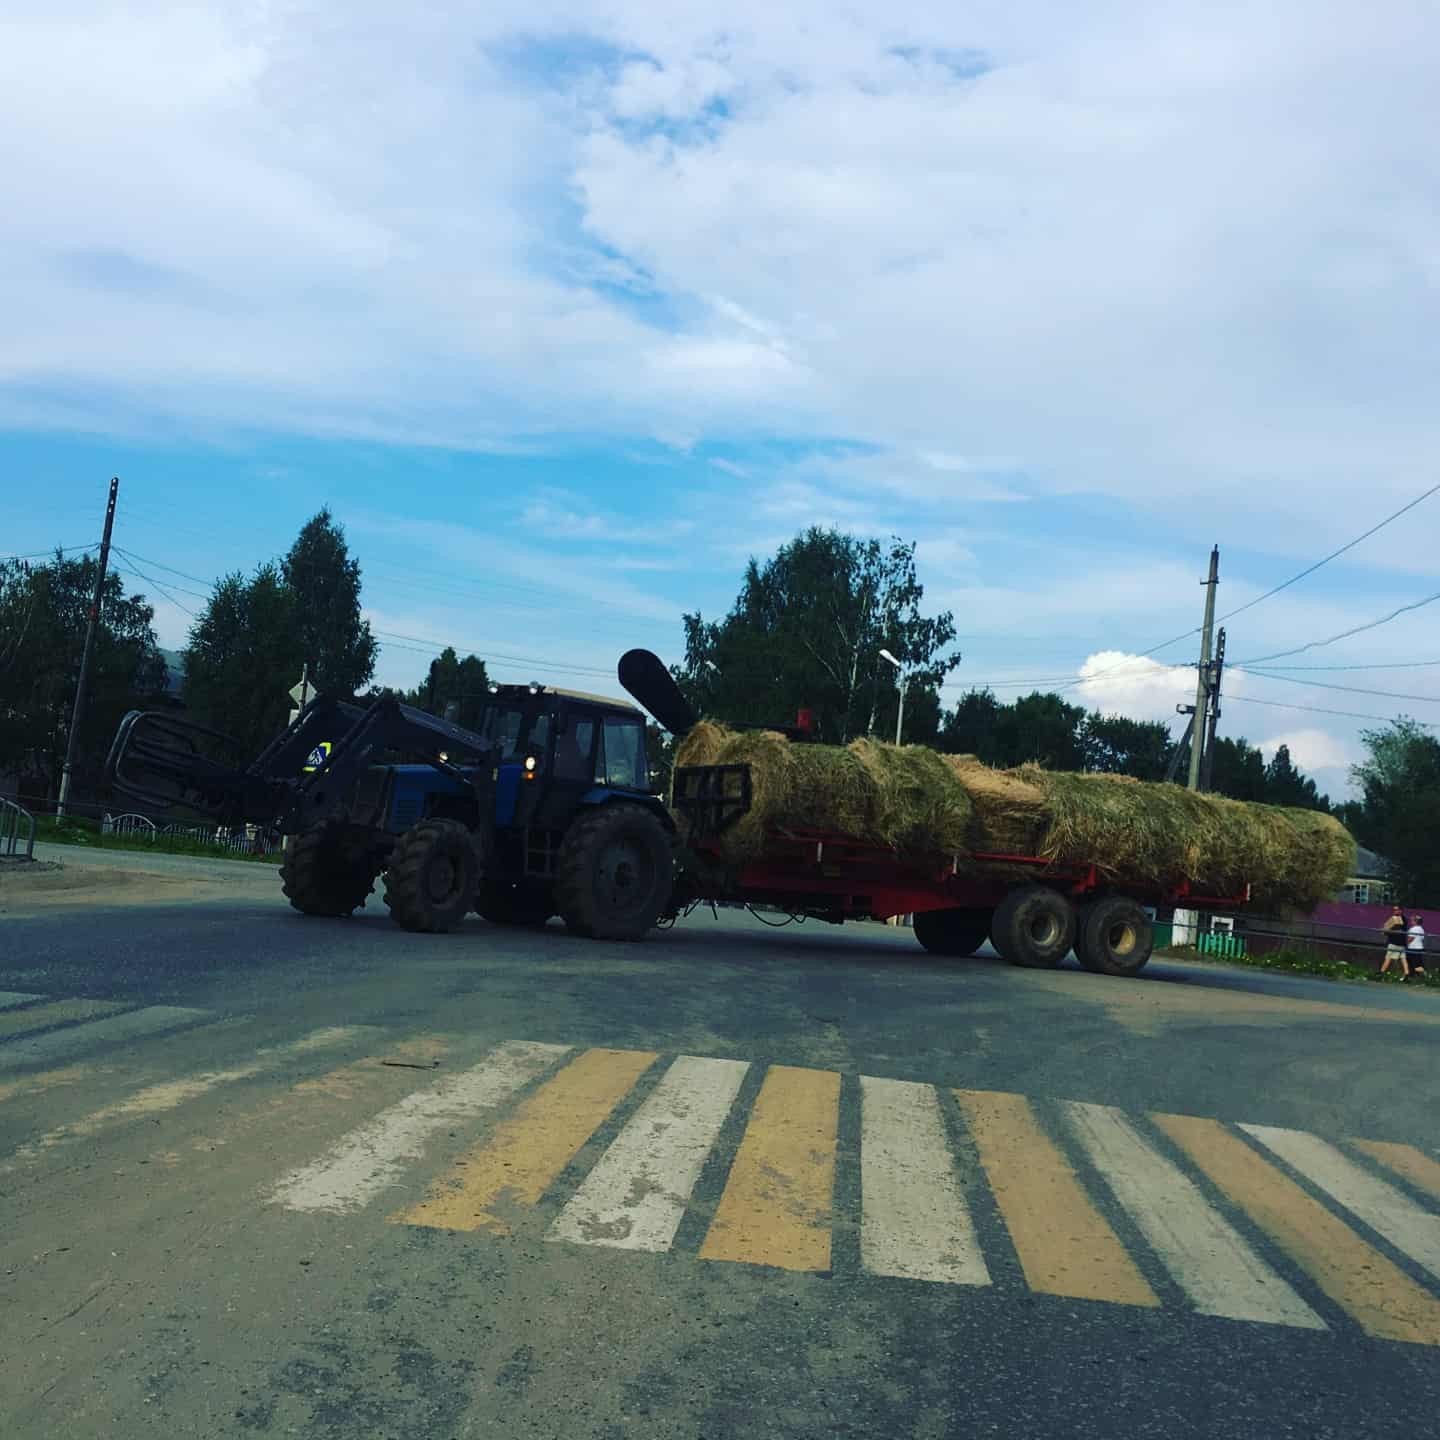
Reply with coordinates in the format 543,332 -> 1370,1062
281,508 -> 377,696
402,648 -> 490,731
183,510 -> 377,757
677,528 -> 961,744
1349,719 -> 1440,904
0,552 -> 166,803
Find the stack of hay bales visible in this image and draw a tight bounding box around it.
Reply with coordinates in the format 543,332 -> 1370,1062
671,724 -> 1355,912
672,723 -> 973,861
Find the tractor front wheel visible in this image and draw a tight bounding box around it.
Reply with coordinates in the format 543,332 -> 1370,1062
280,821 -> 378,917
383,819 -> 478,934
555,803 -> 674,940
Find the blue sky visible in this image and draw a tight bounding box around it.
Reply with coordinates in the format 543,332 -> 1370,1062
4,1 -> 1439,800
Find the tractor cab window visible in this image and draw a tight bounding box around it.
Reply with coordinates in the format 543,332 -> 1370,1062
599,717 -> 645,790
483,707 -> 526,761
554,717 -> 595,780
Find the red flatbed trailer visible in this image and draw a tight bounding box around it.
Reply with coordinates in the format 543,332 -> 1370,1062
671,768 -> 1251,977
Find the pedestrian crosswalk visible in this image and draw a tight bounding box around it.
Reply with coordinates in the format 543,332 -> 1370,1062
4,1004 -> 1440,1348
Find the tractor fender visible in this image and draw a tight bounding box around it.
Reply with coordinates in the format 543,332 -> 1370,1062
577,788 -> 676,832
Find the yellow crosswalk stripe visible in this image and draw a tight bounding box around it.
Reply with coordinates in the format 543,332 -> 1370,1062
0,998 -> 126,1039
700,1065 -> 840,1272
398,1047 -> 659,1233
1350,1139 -> 1440,1204
1156,1114 -> 1440,1347
956,1089 -> 1159,1308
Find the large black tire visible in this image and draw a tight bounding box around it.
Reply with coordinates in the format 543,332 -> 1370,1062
280,821 -> 377,917
913,906 -> 994,957
991,885 -> 1076,969
554,803 -> 674,941
383,819 -> 478,934
1074,895 -> 1153,977
475,880 -> 554,928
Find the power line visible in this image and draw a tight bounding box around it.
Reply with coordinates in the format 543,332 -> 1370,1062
1233,587 -> 1440,667
111,550 -> 200,619
0,543 -> 100,561
1226,694 -> 1439,726
1260,659 -> 1440,672
1245,669 -> 1440,704
371,629 -> 617,678
1216,480 -> 1440,625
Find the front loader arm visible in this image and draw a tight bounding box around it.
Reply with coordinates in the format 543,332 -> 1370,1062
106,695 -> 495,835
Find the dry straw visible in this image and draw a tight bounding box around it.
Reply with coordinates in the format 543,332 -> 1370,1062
673,724 -> 1355,911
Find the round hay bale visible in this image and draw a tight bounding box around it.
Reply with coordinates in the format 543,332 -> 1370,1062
943,756 -> 1049,854
849,740 -> 973,856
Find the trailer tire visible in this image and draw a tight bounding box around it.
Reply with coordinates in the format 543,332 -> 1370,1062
992,885 -> 1075,968
1075,896 -> 1153,977
475,880 -> 553,928
555,803 -> 674,941
913,906 -> 994,957
383,819 -> 477,934
280,821 -> 377,917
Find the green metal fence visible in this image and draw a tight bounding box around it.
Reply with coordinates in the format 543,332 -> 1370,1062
1196,930 -> 1247,960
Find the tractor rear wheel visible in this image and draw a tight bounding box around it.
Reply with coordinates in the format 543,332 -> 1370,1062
280,821 -> 378,917
555,803 -> 674,940
383,819 -> 478,934
913,906 -> 994,957
991,885 -> 1075,968
475,880 -> 554,928
1074,896 -> 1153,977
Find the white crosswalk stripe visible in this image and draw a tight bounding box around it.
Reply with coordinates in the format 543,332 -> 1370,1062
1241,1124 -> 1440,1284
1064,1103 -> 1326,1329
860,1077 -> 989,1286
0,1005 -> 210,1073
549,1055 -> 749,1252
268,1039 -> 569,1214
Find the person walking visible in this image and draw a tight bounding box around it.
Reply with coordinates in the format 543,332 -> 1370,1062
1381,904 -> 1409,980
1407,914 -> 1427,981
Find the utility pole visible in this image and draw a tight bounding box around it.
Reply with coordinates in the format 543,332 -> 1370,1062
57,478 -> 119,818
1186,546 -> 1219,791
1199,627 -> 1226,793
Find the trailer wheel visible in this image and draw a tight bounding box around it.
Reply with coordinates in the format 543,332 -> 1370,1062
475,880 -> 554,928
280,821 -> 377,917
992,885 -> 1075,968
383,819 -> 478,934
555,803 -> 674,941
913,906 -> 994,957
1075,896 -> 1153,977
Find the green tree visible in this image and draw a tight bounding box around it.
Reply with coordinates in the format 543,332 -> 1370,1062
678,528 -> 961,743
0,552 -> 166,804
281,508 -> 377,696
1263,743 -> 1327,811
1349,719 -> 1440,904
1208,736 -> 1268,801
993,692 -> 1086,769
403,648 -> 490,731
1080,712 -> 1174,779
937,688 -> 1004,762
182,564 -> 302,758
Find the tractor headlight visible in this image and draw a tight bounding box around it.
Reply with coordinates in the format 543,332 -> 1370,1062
523,755 -> 538,779
528,681 -> 541,695
438,751 -> 449,763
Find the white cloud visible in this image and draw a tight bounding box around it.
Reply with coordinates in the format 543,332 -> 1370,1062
1073,650 -> 1199,720
1256,728 -> 1357,774
0,0 -> 1435,551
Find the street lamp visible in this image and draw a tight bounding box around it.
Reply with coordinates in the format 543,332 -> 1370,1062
879,648 -> 906,745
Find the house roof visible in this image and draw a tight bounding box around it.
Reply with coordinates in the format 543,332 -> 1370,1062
1352,844 -> 1389,879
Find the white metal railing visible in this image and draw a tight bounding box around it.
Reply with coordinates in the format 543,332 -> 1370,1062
2,796 -> 36,859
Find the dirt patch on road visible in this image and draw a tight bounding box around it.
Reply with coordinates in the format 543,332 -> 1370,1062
1022,967 -> 1440,1036
0,862 -> 278,915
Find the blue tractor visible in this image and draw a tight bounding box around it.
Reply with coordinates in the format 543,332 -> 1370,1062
106,670 -> 677,940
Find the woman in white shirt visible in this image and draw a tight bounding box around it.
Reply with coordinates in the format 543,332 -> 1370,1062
1406,916 -> 1427,981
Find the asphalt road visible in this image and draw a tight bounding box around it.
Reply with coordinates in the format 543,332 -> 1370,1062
2,859 -> 1439,1439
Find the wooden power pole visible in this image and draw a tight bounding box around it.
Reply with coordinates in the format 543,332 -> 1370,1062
57,477 -> 119,818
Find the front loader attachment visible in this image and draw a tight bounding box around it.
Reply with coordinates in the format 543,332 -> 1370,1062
106,709 -> 268,825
